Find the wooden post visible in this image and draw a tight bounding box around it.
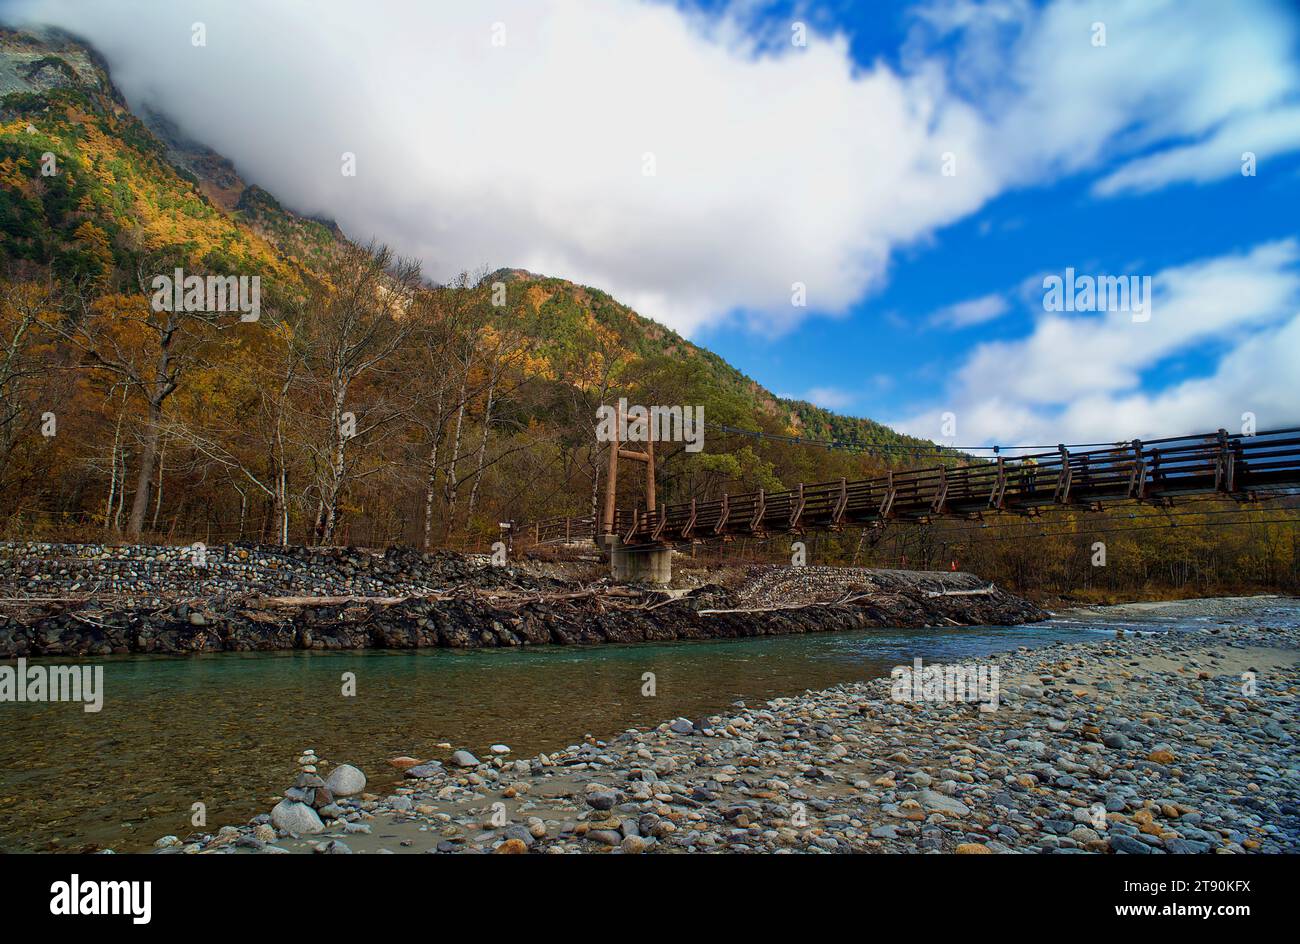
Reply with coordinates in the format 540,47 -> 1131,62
1054,444 -> 1071,503
602,401 -> 620,536
1216,428 -> 1231,493
645,423 -> 656,514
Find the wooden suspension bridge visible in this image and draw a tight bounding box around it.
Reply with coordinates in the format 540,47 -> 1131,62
521,426 -> 1300,579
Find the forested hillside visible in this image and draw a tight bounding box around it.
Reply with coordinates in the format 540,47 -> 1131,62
0,27 -> 939,547
0,27 -> 1294,598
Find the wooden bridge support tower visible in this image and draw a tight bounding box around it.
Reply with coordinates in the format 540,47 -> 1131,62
600,401 -> 673,584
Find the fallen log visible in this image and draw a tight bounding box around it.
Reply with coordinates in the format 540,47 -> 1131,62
699,600 -> 848,616
250,594 -> 413,607
246,585 -> 651,610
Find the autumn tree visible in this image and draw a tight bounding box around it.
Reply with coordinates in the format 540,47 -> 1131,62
0,277 -> 59,500
52,256 -> 251,538
295,241 -> 420,545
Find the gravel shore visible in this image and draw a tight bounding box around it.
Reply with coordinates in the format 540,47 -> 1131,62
157,615 -> 1299,855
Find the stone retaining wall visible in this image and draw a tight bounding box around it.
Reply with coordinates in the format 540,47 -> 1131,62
0,542 -> 1046,659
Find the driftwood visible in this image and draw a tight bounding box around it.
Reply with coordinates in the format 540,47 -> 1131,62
0,593 -> 129,604
67,611 -> 113,628
0,595 -> 99,604
699,589 -> 863,616
924,586 -> 996,598
251,594 -> 414,608
641,595 -> 684,612
247,585 -> 651,611
0,574 -> 1046,659
697,586 -> 932,615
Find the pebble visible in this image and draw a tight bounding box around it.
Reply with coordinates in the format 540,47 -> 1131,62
404,763 -> 444,779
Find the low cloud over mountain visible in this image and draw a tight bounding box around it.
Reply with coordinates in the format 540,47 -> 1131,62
7,0 -> 1297,340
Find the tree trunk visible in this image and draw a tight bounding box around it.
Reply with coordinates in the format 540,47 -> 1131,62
126,396 -> 162,538
318,382 -> 349,545
104,391 -> 125,533
151,435 -> 166,531
442,367 -> 469,538
590,449 -> 601,521
235,484 -> 247,540
277,463 -> 289,544
464,373 -> 496,531
422,384 -> 445,550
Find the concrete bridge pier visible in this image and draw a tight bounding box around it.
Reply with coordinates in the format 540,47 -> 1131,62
601,534 -> 672,585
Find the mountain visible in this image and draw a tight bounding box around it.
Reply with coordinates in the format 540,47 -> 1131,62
3,24 -> 1294,605
0,25 -> 948,547
481,267 -> 935,456
1,26 -> 936,447
0,27 -> 336,292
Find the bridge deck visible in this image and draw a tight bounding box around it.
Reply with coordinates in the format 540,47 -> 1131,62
525,427 -> 1300,547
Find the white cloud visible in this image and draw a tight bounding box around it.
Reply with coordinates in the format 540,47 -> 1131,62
801,387 -> 857,410
2,0 -> 995,335
932,0 -> 1300,185
928,292 -> 1008,328
5,0 -> 1298,337
1094,105 -> 1300,196
892,240 -> 1300,444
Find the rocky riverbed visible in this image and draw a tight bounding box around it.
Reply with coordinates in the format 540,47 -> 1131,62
0,543 -> 1043,658
155,617 -> 1298,854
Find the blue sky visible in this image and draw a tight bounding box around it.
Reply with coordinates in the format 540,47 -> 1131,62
8,0 -> 1300,445
682,0 -> 1300,443
703,141 -> 1300,429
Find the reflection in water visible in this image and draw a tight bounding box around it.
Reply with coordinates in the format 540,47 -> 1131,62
0,602 -> 1287,852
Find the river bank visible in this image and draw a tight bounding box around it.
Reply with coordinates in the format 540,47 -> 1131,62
158,603 -> 1299,855
0,542 -> 1043,658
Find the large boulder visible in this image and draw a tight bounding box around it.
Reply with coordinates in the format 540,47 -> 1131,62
271,799 -> 324,835
324,763 -> 367,797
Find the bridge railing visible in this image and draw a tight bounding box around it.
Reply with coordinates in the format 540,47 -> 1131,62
524,513 -> 596,546
515,427 -> 1300,547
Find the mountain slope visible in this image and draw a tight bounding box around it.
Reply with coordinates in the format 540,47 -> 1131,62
0,26 -> 936,459
486,267 -> 936,454
0,25 -> 959,550
0,26 -> 335,293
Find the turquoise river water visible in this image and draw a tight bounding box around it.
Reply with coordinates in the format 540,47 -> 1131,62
1,597 -> 1294,852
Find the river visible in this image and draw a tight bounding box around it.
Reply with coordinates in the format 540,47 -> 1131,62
1,595 -> 1293,852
